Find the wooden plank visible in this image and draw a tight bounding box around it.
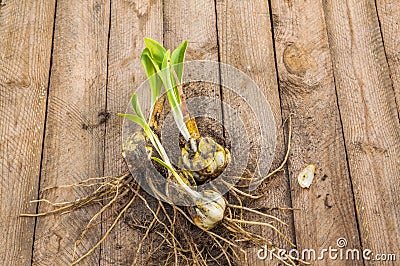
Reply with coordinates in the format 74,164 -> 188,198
216,0 -> 295,264
32,1 -> 110,265
163,0 -> 219,61
0,1 -> 56,265
163,0 -> 221,119
323,0 -> 400,263
375,0 -> 400,114
103,0 -> 222,264
269,0 -> 362,264
100,0 -> 163,265
163,0 -> 224,264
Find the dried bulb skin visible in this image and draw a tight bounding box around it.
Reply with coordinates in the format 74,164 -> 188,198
298,164 -> 316,188
191,190 -> 226,230
178,137 -> 231,182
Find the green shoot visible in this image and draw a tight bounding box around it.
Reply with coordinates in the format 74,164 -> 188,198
140,48 -> 162,105
143,38 -> 166,64
118,94 -> 171,167
160,50 -> 191,141
120,93 -> 199,200
170,40 -> 188,104
151,157 -> 200,199
130,94 -> 145,119
140,38 -> 191,141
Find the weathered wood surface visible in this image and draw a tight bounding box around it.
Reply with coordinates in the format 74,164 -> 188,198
323,0 -> 400,264
216,0 -> 296,265
101,0 -> 162,265
32,1 -> 110,265
270,0 -> 361,265
376,0 -> 400,114
0,1 -> 56,265
0,0 -> 399,265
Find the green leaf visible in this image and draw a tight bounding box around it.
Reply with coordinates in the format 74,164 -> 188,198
161,49 -> 171,70
171,40 -> 188,83
140,49 -> 163,104
130,94 -> 145,119
144,38 -> 166,64
141,48 -> 161,71
160,50 -> 179,109
158,50 -> 191,141
141,38 -> 190,142
160,50 -> 178,106
170,41 -> 187,105
118,113 -> 147,130
119,112 -> 172,166
151,157 -> 186,187
118,112 -> 155,152
151,157 -> 199,198
151,157 -> 174,172
119,113 -> 163,158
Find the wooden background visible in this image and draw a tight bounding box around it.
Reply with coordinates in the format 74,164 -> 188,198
0,0 -> 399,265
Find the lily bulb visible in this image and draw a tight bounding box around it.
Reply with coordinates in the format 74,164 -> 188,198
179,137 -> 231,182
192,190 -> 226,230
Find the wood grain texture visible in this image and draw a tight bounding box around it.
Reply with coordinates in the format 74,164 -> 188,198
1,0 -> 398,265
216,0 -> 295,264
323,0 -> 400,263
163,0 -> 221,124
270,0 -> 362,264
376,0 -> 400,115
0,1 -> 56,265
100,0 -> 163,265
32,1 -> 110,265
163,0 -> 219,61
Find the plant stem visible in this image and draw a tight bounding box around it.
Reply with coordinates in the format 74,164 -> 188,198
162,67 -> 191,141
149,96 -> 165,129
169,62 -> 201,140
152,157 -> 200,199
